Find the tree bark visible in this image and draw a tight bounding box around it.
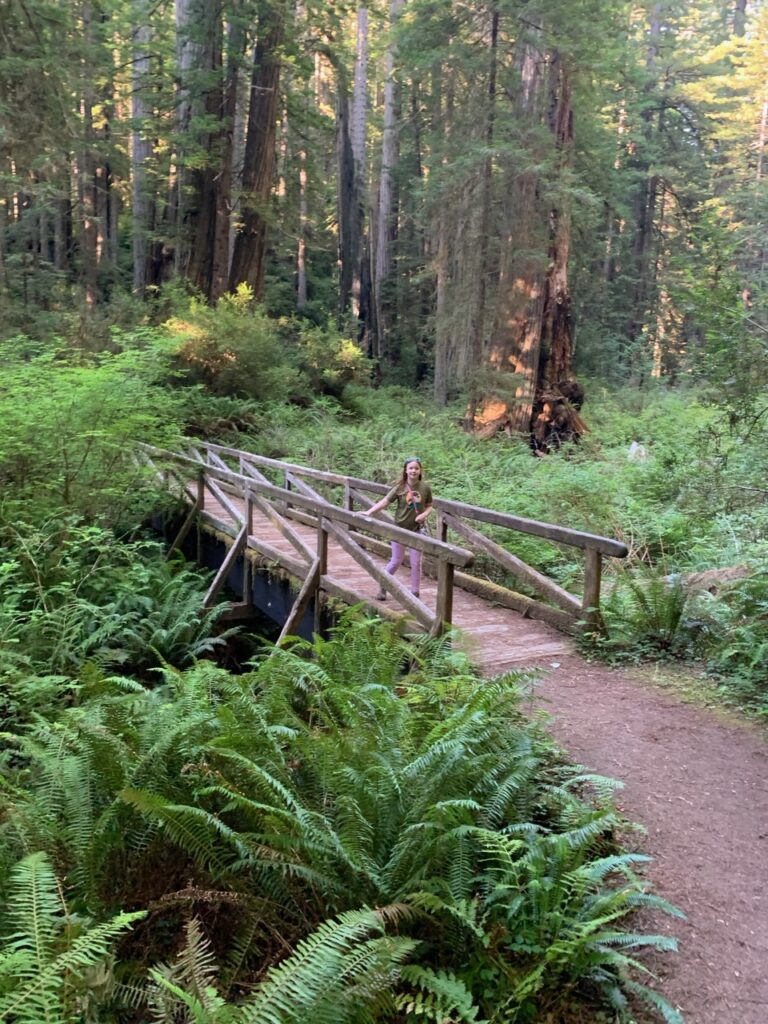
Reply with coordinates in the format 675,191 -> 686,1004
78,0 -> 98,309
372,0 -> 404,362
337,6 -> 368,318
432,58 -> 454,404
465,4 -> 499,427
541,52 -> 575,387
132,2 -> 153,296
210,18 -> 245,302
228,4 -> 285,298
475,33 -> 548,436
733,0 -> 747,37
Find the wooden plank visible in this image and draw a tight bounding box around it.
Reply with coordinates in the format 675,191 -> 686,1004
203,523 -> 248,608
275,558 -> 322,647
443,512 -> 581,615
431,561 -> 455,638
436,494 -> 628,557
204,476 -> 244,526
239,461 -> 315,563
452,570 -> 578,633
581,548 -> 605,634
288,475 -> 435,630
165,464 -> 200,506
166,484 -> 202,560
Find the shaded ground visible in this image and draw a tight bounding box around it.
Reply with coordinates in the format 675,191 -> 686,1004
528,655 -> 768,1024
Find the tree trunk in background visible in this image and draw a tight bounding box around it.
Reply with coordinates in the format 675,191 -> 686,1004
172,0 -> 204,278
210,18 -> 244,302
78,1 -> 98,309
626,5 -> 663,356
432,59 -> 454,404
733,0 -> 746,37
541,52 -> 575,387
350,6 -> 368,320
185,5 -> 223,297
337,78 -> 357,314
338,6 -> 368,319
465,4 -> 499,427
132,3 -> 153,296
475,34 -> 548,437
372,0 -> 404,362
229,4 -> 284,298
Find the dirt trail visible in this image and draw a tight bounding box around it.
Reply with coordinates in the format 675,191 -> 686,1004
527,655 -> 768,1024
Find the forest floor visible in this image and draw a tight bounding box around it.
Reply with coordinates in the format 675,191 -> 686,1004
526,654 -> 768,1024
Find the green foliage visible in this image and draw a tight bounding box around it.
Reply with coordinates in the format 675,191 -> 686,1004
699,565 -> 768,716
166,288 -> 305,402
594,567 -> 692,662
293,321 -> 374,398
0,519 -> 234,702
0,851 -> 144,1024
0,617 -> 681,1023
0,337 -> 183,525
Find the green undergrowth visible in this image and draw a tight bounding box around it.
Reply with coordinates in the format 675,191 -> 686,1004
0,612 -> 683,1024
3,293 -> 767,714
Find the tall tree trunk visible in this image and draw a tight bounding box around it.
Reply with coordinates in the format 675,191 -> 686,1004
185,5 -> 223,297
337,6 -> 368,318
733,0 -> 747,36
337,76 -> 357,311
465,4 -> 499,427
541,52 -> 575,387
210,18 -> 245,302
229,4 -> 284,298
78,1 -> 98,309
132,2 -> 153,296
372,0 -> 404,362
475,33 -> 548,436
433,59 -> 454,404
626,5 -> 663,353
172,0 -> 205,278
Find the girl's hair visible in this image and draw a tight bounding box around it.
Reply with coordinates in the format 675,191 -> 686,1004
398,457 -> 423,485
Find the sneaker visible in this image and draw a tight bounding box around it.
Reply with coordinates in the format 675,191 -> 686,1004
375,589 -> 387,601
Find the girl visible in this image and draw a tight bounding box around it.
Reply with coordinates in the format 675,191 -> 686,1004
362,457 -> 433,600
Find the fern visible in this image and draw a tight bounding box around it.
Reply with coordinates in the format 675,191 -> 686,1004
397,965 -> 484,1023
0,852 -> 144,1024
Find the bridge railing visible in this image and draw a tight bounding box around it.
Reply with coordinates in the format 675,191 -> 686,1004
138,443 -> 475,639
163,441 -> 628,635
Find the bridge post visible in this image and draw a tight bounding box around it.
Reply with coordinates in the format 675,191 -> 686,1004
436,512 -> 448,543
343,481 -> 354,511
582,549 -> 605,633
243,491 -> 254,607
196,471 -> 204,563
432,560 -> 455,638
315,520 -> 329,635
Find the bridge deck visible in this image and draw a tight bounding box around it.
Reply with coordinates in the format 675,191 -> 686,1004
204,491 -> 570,674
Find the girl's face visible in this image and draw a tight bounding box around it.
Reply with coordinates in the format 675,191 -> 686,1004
405,460 -> 422,483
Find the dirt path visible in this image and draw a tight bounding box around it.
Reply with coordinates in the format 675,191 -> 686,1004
526,655 -> 768,1024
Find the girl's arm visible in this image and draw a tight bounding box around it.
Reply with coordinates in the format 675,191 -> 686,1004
362,486 -> 396,515
415,503 -> 432,524
362,497 -> 388,515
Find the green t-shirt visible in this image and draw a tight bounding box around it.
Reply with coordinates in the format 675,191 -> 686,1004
385,480 -> 433,532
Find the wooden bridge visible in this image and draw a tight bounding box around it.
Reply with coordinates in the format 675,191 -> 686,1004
140,442 -> 629,673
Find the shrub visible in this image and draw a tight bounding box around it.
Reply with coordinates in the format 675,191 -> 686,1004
166,286 -> 305,402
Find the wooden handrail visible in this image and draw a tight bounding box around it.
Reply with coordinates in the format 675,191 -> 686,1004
142,445 -> 474,568
140,441 -> 628,635
200,440 -> 627,558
